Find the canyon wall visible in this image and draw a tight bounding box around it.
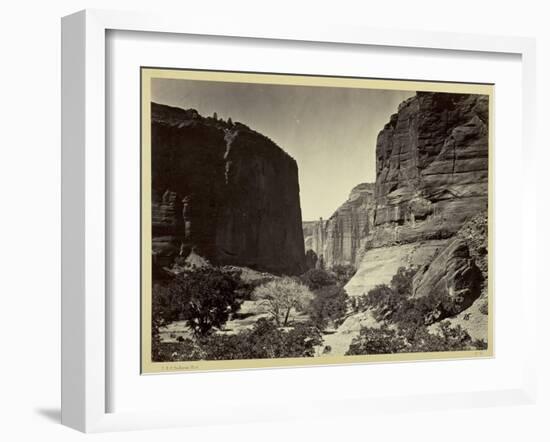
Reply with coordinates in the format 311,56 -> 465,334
325,92 -> 490,353
346,91 -> 489,294
370,92 -> 489,247
303,183 -> 376,269
304,92 -> 488,272
151,102 -> 306,275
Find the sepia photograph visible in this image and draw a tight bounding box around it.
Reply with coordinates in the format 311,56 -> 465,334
141,69 -> 493,372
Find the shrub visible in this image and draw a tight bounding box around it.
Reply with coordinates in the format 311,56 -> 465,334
160,318 -> 323,361
152,266 -> 243,338
357,266 -> 459,327
479,299 -> 489,315
346,321 -> 484,355
331,265 -> 357,285
308,285 -> 350,329
155,338 -> 205,362
253,277 -> 314,326
305,249 -> 318,270
390,266 -> 417,297
300,268 -> 336,290
363,283 -> 406,322
346,325 -> 407,355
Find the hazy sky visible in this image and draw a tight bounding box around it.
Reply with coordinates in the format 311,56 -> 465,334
152,78 -> 413,220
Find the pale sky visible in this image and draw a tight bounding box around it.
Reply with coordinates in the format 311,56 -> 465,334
152,78 -> 413,220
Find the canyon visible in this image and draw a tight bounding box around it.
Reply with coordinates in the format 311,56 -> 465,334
152,90 -> 490,355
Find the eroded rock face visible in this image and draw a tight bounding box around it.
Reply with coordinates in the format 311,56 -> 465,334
151,103 -> 306,275
370,92 -> 489,248
303,183 -> 376,269
323,92 -> 489,354
346,92 -> 489,322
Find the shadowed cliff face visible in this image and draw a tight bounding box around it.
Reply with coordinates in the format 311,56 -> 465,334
151,102 -> 306,275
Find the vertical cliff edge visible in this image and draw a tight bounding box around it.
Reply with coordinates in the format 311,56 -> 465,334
151,103 -> 306,275
347,91 -> 489,296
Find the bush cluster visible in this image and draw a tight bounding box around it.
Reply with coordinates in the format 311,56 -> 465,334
300,268 -> 351,330
300,268 -> 336,290
152,266 -> 244,339
331,264 -> 357,285
157,318 -> 323,362
346,321 -> 487,355
348,266 -> 488,354
355,266 -> 457,327
308,285 -> 349,329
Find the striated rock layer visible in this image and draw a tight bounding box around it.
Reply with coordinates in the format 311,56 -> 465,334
370,92 -> 489,248
151,102 -> 306,275
303,183 -> 376,269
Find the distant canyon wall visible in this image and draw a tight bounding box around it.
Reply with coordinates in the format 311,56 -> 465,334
303,183 -> 375,269
152,103 -> 306,275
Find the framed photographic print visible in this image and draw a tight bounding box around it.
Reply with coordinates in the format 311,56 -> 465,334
140,68 -> 494,374
61,9 -> 537,432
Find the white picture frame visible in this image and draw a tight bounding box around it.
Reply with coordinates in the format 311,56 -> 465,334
61,9 -> 537,433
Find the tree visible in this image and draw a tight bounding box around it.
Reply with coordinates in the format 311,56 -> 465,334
363,283 -> 404,322
390,266 -> 417,297
308,285 -> 349,329
154,267 -> 242,338
305,249 -> 318,270
300,268 -> 335,290
253,277 -> 313,326
331,264 -> 357,285
346,325 -> 407,355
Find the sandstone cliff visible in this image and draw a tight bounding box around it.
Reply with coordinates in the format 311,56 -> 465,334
303,183 -> 376,269
151,103 -> 306,275
329,92 -> 490,353
370,92 -> 488,247
349,92 -> 489,286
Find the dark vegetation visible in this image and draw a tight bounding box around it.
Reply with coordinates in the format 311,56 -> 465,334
307,285 -> 349,329
347,321 -> 486,355
158,318 -> 323,361
347,266 -> 488,355
152,263 -> 356,362
152,267 -> 243,338
300,267 -> 355,329
355,266 -> 464,327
